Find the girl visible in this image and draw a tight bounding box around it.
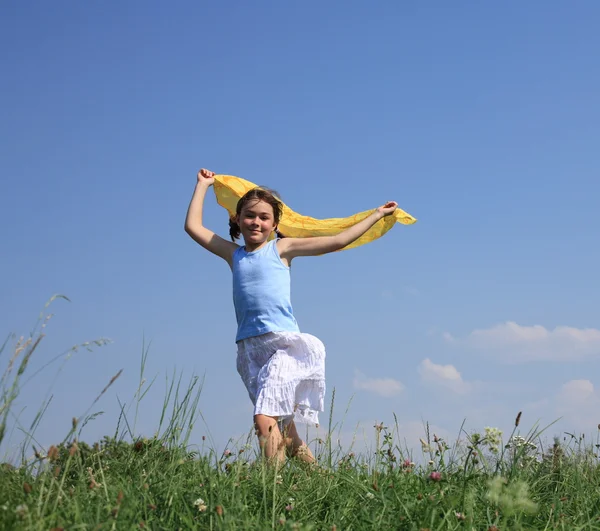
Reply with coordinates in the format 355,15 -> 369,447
185,168 -> 398,464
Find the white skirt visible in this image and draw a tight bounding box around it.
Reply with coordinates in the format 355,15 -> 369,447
236,331 -> 326,426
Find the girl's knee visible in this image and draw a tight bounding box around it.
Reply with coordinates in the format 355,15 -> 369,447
254,414 -> 279,438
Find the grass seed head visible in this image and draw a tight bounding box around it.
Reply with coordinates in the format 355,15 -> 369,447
69,442 -> 79,457
47,445 -> 59,461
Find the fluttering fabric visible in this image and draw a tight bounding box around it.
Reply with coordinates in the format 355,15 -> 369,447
213,174 -> 417,252
236,331 -> 326,426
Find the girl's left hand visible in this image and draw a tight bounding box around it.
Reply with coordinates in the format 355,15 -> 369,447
377,201 -> 398,216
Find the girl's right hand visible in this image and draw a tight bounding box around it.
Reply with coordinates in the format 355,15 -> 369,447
197,168 -> 215,185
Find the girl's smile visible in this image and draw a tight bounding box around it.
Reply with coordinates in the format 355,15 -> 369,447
237,199 -> 278,250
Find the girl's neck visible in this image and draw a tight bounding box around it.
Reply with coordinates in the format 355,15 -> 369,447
243,240 -> 270,253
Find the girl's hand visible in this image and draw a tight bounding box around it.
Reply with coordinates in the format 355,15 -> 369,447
197,168 -> 215,186
377,201 -> 398,217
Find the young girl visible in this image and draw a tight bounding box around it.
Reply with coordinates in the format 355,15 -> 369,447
185,168 -> 398,464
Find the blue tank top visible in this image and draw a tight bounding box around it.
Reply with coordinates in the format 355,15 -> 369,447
232,239 -> 300,342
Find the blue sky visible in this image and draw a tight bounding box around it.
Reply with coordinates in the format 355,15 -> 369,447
1,2 -> 599,459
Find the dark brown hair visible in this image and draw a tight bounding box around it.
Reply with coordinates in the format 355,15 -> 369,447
229,187 -> 285,241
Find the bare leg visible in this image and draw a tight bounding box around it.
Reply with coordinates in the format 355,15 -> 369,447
282,420 -> 316,464
254,414 -> 285,464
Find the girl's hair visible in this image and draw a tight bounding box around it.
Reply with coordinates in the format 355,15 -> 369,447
229,187 -> 286,241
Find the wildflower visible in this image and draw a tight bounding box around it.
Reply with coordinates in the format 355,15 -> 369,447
366,492 -> 375,499
487,476 -> 537,515
87,467 -> 101,489
194,498 -> 208,512
429,471 -> 442,482
285,504 -> 293,511
15,504 -> 28,518
484,427 -> 503,453
428,460 -> 434,466
455,512 -> 466,521
223,449 -> 232,457
402,459 -> 415,468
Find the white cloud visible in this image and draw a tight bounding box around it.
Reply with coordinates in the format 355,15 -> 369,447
558,379 -> 595,405
353,370 -> 404,397
445,322 -> 600,362
418,358 -> 470,394
555,379 -> 600,432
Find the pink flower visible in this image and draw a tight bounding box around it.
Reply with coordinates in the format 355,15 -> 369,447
223,449 -> 232,457
285,504 -> 293,511
429,471 -> 442,482
402,459 -> 414,468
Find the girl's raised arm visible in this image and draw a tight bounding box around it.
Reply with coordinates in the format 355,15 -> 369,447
184,169 -> 238,266
278,201 -> 398,260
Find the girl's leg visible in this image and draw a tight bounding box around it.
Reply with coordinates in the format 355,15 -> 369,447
254,414 -> 285,464
282,421 -> 316,464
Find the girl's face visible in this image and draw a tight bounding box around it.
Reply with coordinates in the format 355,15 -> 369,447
237,199 -> 277,248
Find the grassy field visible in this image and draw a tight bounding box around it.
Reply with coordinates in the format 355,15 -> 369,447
2,301 -> 600,530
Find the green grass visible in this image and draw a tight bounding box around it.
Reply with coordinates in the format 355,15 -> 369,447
2,299 -> 600,530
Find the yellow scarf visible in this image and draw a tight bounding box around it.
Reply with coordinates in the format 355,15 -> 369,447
213,174 -> 417,252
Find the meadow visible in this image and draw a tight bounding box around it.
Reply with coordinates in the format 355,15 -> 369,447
2,300 -> 600,530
